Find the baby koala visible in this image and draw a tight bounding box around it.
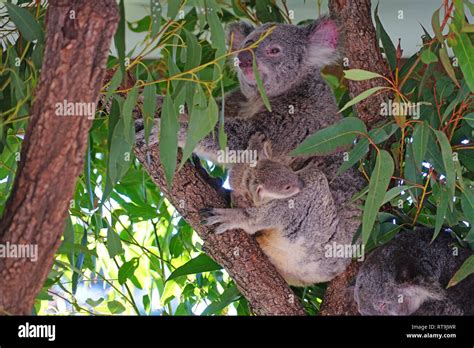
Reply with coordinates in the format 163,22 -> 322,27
202,145 -> 361,286
228,132 -> 304,207
354,229 -> 474,315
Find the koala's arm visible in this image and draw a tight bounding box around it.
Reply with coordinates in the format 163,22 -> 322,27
201,202 -> 284,235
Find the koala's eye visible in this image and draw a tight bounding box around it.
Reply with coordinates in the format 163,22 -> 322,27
267,46 -> 281,56
284,185 -> 292,191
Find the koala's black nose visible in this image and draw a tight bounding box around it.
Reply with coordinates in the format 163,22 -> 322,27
238,50 -> 253,69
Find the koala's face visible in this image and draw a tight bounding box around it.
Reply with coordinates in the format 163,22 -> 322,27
228,17 -> 339,98
354,253 -> 445,316
355,272 -> 415,316
252,159 -> 304,205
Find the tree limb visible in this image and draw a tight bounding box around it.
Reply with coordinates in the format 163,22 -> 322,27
0,0 -> 118,315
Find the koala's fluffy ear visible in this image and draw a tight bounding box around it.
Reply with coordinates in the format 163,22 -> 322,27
399,283 -> 446,315
227,22 -> 254,52
305,16 -> 340,67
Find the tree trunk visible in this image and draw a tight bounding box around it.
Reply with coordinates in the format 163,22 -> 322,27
0,0 -> 118,315
319,0 -> 392,316
329,0 -> 391,127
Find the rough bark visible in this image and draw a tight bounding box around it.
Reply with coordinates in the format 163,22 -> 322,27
134,138 -> 306,315
319,0 -> 392,315
0,0 -> 118,315
329,0 -> 391,127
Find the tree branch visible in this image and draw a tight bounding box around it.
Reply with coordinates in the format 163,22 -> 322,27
0,0 -> 118,315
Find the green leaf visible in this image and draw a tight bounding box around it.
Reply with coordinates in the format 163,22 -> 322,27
150,0 -> 162,37
232,0 -> 247,17
118,258 -> 139,285
105,69 -> 123,103
122,86 -> 138,136
167,0 -> 182,19
431,7 -> 443,42
447,255 -> 474,288
412,122 -> 431,165
106,227 -> 123,258
143,74 -> 157,145
362,150 -> 394,245
461,187 -> 474,223
252,55 -> 272,112
107,93 -> 135,186
181,88 -> 218,166
201,285 -> 241,315
107,300 -> 126,314
159,93 -> 180,188
434,130 -> 455,207
4,2 -> 43,42
339,87 -> 387,113
336,138 -> 369,176
464,112 -> 474,127
382,185 -> 410,205
450,30 -> 474,92
439,46 -> 458,86
433,183 -> 449,241
343,69 -> 384,81
86,298 -> 104,307
291,117 -> 367,156
420,48 -> 439,64
167,254 -> 222,281
183,29 -> 202,72
374,3 -> 396,71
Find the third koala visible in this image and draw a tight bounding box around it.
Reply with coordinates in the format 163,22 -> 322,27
354,229 -> 474,315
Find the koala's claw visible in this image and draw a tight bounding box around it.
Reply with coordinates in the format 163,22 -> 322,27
199,207 -> 214,218
199,208 -> 241,234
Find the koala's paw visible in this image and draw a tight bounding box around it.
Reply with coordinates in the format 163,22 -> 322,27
200,208 -> 243,234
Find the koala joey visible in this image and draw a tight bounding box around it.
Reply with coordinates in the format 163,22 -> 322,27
202,159 -> 362,287
354,229 -> 474,315
229,132 -> 304,207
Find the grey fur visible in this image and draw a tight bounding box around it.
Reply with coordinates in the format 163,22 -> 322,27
229,132 -> 304,206
354,229 -> 474,315
203,160 -> 362,286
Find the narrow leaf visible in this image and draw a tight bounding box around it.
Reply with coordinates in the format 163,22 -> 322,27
434,130 -> 455,208
167,254 -> 222,281
447,255 -> 474,288
252,55 -> 271,111
439,46 -> 458,86
4,3 -> 43,42
159,93 -> 180,188
339,87 -> 387,113
291,117 -> 367,156
362,150 -> 394,245
343,69 -> 384,81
